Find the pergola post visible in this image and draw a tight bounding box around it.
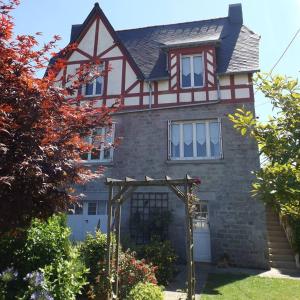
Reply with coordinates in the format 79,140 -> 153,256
114,197 -> 122,298
106,185 -> 113,300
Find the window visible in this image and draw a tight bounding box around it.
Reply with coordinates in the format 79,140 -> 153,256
68,202 -> 83,215
87,200 -> 107,215
169,120 -> 222,160
181,55 -> 204,88
83,65 -> 104,96
130,193 -> 169,244
81,125 -> 115,162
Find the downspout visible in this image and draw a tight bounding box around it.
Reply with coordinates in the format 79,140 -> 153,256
147,81 -> 153,109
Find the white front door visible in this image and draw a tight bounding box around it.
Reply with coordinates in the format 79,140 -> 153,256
193,201 -> 211,262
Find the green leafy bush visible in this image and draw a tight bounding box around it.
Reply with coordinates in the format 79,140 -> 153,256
79,231 -> 111,299
79,232 -> 158,299
0,214 -> 87,299
138,239 -> 177,285
118,250 -> 157,299
42,247 -> 88,300
127,282 -> 163,300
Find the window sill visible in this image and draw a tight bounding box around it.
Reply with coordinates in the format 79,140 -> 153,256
165,159 -> 224,165
79,160 -> 114,166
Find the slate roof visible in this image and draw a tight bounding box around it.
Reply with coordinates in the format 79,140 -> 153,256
69,5 -> 260,80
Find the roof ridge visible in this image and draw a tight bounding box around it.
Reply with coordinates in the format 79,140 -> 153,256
116,16 -> 228,33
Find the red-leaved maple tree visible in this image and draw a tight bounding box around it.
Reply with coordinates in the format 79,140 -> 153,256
0,0 -> 117,234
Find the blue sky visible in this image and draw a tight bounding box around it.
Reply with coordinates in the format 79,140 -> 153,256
12,0 -> 300,121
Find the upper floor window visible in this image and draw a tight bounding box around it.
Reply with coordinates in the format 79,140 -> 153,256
81,124 -> 115,162
169,119 -> 222,160
181,55 -> 204,88
84,65 -> 104,96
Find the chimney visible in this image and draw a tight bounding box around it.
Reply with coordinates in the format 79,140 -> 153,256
228,3 -> 243,24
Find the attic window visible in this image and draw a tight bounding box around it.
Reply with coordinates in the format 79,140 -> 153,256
181,55 -> 204,88
84,65 -> 104,96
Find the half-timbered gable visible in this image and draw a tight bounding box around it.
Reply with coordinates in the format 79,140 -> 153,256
59,3 -> 259,110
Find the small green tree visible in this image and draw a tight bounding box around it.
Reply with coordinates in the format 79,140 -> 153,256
229,74 -> 300,216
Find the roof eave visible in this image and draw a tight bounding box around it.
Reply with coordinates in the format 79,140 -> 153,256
217,69 -> 260,76
161,39 -> 221,50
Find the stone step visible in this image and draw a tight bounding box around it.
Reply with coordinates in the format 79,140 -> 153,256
267,230 -> 286,237
267,225 -> 282,231
270,260 -> 297,269
268,241 -> 291,249
269,253 -> 295,262
269,247 -> 294,255
268,235 -> 289,243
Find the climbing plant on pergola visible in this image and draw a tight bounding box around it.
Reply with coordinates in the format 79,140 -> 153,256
105,174 -> 200,300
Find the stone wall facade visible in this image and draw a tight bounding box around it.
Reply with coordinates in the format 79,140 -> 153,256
77,101 -> 269,269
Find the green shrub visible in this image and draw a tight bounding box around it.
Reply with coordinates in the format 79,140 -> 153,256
79,231 -> 111,299
127,282 -> 163,300
118,250 -> 157,299
0,214 -> 87,300
138,239 -> 177,285
79,232 -> 158,300
42,247 -> 88,300
23,214 -> 71,273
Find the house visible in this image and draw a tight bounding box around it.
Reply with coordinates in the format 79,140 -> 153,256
63,3 -> 269,269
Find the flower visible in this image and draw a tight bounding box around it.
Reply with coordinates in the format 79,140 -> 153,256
30,291 -> 53,300
0,267 -> 18,282
24,271 -> 45,287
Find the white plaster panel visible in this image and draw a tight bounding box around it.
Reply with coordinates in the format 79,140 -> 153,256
143,96 -> 153,105
158,93 -> 177,104
97,20 -> 114,55
220,89 -> 231,100
125,62 -> 137,90
94,100 -> 103,107
207,63 -> 214,73
235,88 -> 250,99
78,20 -> 96,56
106,99 -> 118,107
206,52 -> 213,63
65,64 -> 79,96
170,56 -> 176,67
128,83 -> 140,94
101,46 -> 122,58
179,93 -> 192,103
194,91 -> 206,101
54,69 -> 64,88
207,73 -> 215,84
171,77 -> 177,88
158,80 -> 169,91
69,51 -> 89,62
124,97 -> 140,106
219,75 -> 230,86
107,60 -> 122,95
234,74 -> 249,85
208,90 -> 218,101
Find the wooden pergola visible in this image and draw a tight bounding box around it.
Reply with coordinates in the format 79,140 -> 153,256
105,174 -> 199,300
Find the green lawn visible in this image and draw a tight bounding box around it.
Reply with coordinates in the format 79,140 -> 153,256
201,273 -> 300,300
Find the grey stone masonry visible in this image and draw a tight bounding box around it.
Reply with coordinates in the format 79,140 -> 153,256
82,101 -> 269,269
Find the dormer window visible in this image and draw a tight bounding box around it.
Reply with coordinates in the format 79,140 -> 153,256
181,55 -> 204,88
84,65 -> 104,96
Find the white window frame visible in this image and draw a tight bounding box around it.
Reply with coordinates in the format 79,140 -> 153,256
83,64 -> 104,97
82,124 -> 115,163
168,119 -> 222,160
180,54 -> 205,89
87,200 -> 107,215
